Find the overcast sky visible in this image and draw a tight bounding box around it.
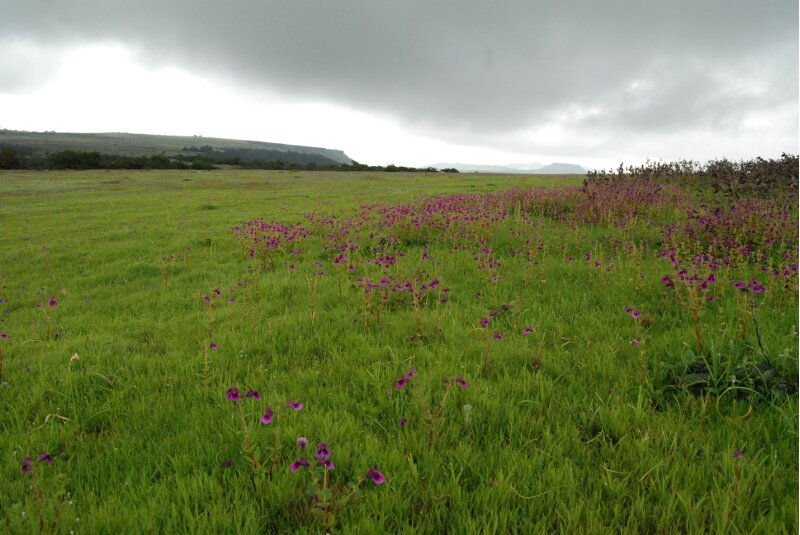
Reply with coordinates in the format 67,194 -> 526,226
0,1 -> 797,168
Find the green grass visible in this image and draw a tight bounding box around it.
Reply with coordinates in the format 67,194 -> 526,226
0,169 -> 796,534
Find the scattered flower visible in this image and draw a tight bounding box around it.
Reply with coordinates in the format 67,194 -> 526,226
286,400 -> 303,411
522,327 -> 533,335
455,375 -> 469,389
21,457 -> 31,474
366,467 -> 385,485
315,442 -> 331,461
290,457 -> 309,472
37,451 -> 54,464
260,406 -> 274,425
245,389 -> 261,400
223,459 -> 233,468
297,437 -> 308,448
209,342 -> 218,350
48,297 -> 58,308
225,387 -> 241,401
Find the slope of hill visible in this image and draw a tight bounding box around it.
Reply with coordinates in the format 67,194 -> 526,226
534,162 -> 587,174
0,130 -> 353,165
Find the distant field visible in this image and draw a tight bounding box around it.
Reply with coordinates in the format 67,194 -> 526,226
0,170 -> 796,533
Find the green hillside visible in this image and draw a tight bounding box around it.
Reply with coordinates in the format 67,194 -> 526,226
0,130 -> 353,165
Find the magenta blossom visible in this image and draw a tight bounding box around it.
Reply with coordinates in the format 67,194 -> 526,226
290,457 -> 310,472
48,297 -> 58,308
297,437 -> 309,448
395,368 -> 415,390
455,375 -> 469,389
209,342 -> 218,350
260,406 -> 274,425
37,451 -> 54,464
225,387 -> 241,401
366,467 -> 385,485
245,389 -> 261,400
21,456 -> 31,474
315,442 -> 331,461
286,400 -> 303,411
522,327 -> 533,335
318,459 -> 334,470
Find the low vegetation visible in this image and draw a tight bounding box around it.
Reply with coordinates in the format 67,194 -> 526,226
0,166 -> 796,533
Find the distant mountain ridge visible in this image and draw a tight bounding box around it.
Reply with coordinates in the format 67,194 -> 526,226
0,130 -> 353,165
432,161 -> 588,174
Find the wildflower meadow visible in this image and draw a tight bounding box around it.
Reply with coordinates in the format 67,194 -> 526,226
0,167 -> 797,533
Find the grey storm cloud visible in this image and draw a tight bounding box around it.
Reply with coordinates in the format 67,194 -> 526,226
1,0 -> 797,157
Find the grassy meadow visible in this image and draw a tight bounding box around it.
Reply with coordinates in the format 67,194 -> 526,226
0,169 -> 797,533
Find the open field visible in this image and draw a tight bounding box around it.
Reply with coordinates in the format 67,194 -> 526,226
0,169 -> 797,533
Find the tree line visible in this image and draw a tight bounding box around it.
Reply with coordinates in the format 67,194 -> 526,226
0,146 -> 459,173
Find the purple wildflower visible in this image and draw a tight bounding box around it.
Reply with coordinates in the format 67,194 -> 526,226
399,417 -> 408,426
315,442 -> 331,461
260,406 -> 274,425
0,332 -> 8,339
297,437 -> 309,448
630,339 -> 640,346
479,317 -> 490,328
395,377 -> 408,390
287,400 -> 303,411
522,327 -> 533,335
37,451 -> 54,464
733,450 -> 744,458
209,342 -> 218,350
366,467 -> 385,485
318,459 -> 334,470
290,457 -> 310,472
493,332 -> 504,340
21,457 -> 31,474
245,389 -> 261,400
223,459 -> 233,468
734,280 -> 748,290
455,375 -> 469,389
749,280 -> 767,293
225,387 -> 241,401
48,297 -> 58,308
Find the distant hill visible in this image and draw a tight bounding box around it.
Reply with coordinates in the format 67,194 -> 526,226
432,161 -> 588,174
534,162 -> 588,174
0,130 -> 353,166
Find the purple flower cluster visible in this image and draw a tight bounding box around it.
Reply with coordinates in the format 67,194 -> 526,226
21,451 -> 54,474
395,368 -> 415,390
734,279 -> 767,293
